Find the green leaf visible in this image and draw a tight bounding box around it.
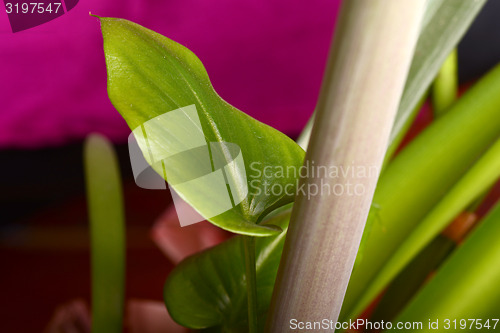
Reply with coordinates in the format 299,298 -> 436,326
97,17 -> 305,237
342,62 -> 500,320
84,134 -> 126,333
392,202 -> 500,331
164,207 -> 291,331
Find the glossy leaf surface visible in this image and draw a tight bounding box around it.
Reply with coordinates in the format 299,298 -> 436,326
164,208 -> 291,331
98,17 -> 304,236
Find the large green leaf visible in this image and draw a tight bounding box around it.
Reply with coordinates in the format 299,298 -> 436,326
391,201 -> 500,332
164,207 -> 291,332
98,17 -> 305,237
341,62 -> 500,320
84,134 -> 126,333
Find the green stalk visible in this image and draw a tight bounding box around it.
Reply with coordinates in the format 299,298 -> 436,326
266,1 -> 425,331
371,235 -> 455,322
432,49 -> 458,117
392,201 -> 500,330
84,134 -> 126,333
352,135 -> 500,319
372,211 -> 478,322
243,236 -> 258,333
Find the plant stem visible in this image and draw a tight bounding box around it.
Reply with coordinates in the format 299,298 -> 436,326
394,201 -> 500,327
244,236 -> 258,333
265,1 -> 425,331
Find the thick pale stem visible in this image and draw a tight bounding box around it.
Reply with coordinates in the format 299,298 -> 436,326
266,1 -> 426,331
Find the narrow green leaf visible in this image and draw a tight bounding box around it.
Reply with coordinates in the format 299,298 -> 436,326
432,49 -> 458,117
371,235 -> 455,322
84,134 -> 125,333
97,17 -> 304,237
357,136 -> 500,319
392,202 -> 500,331
342,62 -> 500,320
164,207 -> 291,331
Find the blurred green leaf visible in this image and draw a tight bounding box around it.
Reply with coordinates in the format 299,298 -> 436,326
392,202 -> 500,331
164,207 -> 291,332
356,136 -> 500,317
98,17 -> 304,237
371,234 -> 455,322
84,134 -> 125,333
432,49 -> 458,117
342,62 -> 500,320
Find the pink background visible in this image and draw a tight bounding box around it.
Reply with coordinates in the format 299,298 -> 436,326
0,0 -> 341,148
